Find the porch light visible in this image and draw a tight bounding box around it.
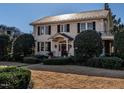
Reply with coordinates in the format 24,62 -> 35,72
55,45 -> 57,48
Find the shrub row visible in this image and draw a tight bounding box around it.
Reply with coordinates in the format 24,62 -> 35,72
43,57 -> 75,65
87,57 -> 123,69
0,66 -> 31,89
23,56 -> 41,64
23,55 -> 48,64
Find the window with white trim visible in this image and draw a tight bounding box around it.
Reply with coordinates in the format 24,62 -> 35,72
41,42 -> 44,51
87,22 -> 94,30
41,26 -> 45,35
80,23 -> 86,32
45,42 -> 51,51
59,24 -> 70,32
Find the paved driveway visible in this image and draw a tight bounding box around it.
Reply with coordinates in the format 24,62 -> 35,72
0,62 -> 124,79
26,63 -> 124,79
0,61 -> 28,67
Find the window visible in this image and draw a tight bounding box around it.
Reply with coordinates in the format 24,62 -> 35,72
80,23 -> 86,32
87,22 -> 93,30
37,26 -> 40,35
58,24 -> 70,32
41,42 -> 44,51
45,26 -> 51,35
45,42 -> 51,51
37,42 -> 40,52
41,26 -> 44,35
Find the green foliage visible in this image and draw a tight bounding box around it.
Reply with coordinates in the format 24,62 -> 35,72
0,35 -> 10,57
23,56 -> 41,64
0,66 -> 31,89
13,34 -> 35,61
87,57 -> 123,69
34,55 -> 48,61
43,57 -> 75,65
74,30 -> 103,63
114,31 -> 124,59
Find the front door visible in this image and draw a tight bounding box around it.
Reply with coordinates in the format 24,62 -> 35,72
60,44 -> 67,56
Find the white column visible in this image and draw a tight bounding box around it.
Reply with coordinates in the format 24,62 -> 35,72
66,39 -> 68,52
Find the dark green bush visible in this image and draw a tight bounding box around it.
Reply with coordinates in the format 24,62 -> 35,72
43,57 -> 75,65
23,56 -> 41,64
0,66 -> 31,89
34,55 -> 48,61
87,57 -> 123,69
114,31 -> 124,59
0,54 -> 13,61
74,30 -> 103,64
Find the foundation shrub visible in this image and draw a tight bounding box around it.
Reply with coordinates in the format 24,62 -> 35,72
23,56 -> 41,64
87,57 -> 123,69
43,57 -> 75,65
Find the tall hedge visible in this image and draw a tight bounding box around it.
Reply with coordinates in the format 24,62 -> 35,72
114,31 -> 124,59
74,30 -> 103,63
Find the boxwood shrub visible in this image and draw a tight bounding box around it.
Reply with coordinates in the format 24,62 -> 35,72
87,57 -> 123,69
0,66 -> 31,89
43,57 -> 75,65
23,56 -> 41,64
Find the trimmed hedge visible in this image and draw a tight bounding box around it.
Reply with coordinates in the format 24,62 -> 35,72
0,66 -> 31,89
34,55 -> 48,60
43,57 -> 75,65
87,57 -> 123,69
23,56 -> 41,64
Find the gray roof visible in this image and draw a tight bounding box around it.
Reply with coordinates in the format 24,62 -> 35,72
30,9 -> 109,25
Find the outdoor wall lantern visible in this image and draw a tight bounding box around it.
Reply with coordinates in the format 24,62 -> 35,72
55,45 -> 57,48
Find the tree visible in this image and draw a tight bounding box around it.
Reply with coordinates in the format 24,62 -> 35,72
104,3 -> 124,33
13,34 -> 35,61
74,30 -> 103,64
0,35 -> 10,56
114,31 -> 124,59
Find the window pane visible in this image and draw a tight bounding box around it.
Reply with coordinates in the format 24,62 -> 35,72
45,26 -> 49,35
60,25 -> 63,32
87,23 -> 93,30
41,26 -> 44,35
45,42 -> 51,51
80,23 -> 86,31
64,24 -> 67,32
41,42 -> 44,51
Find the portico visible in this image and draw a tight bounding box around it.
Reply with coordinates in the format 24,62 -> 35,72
48,33 -> 74,57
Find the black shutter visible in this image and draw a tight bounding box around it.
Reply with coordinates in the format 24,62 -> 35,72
57,25 -> 60,33
37,42 -> 40,52
37,26 -> 40,35
48,25 -> 51,35
77,23 -> 80,33
67,24 -> 70,32
48,42 -> 51,51
93,22 -> 96,30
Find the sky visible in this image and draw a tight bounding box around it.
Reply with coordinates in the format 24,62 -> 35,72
0,3 -> 124,33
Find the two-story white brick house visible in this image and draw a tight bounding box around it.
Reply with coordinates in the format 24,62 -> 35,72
30,9 -> 114,57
